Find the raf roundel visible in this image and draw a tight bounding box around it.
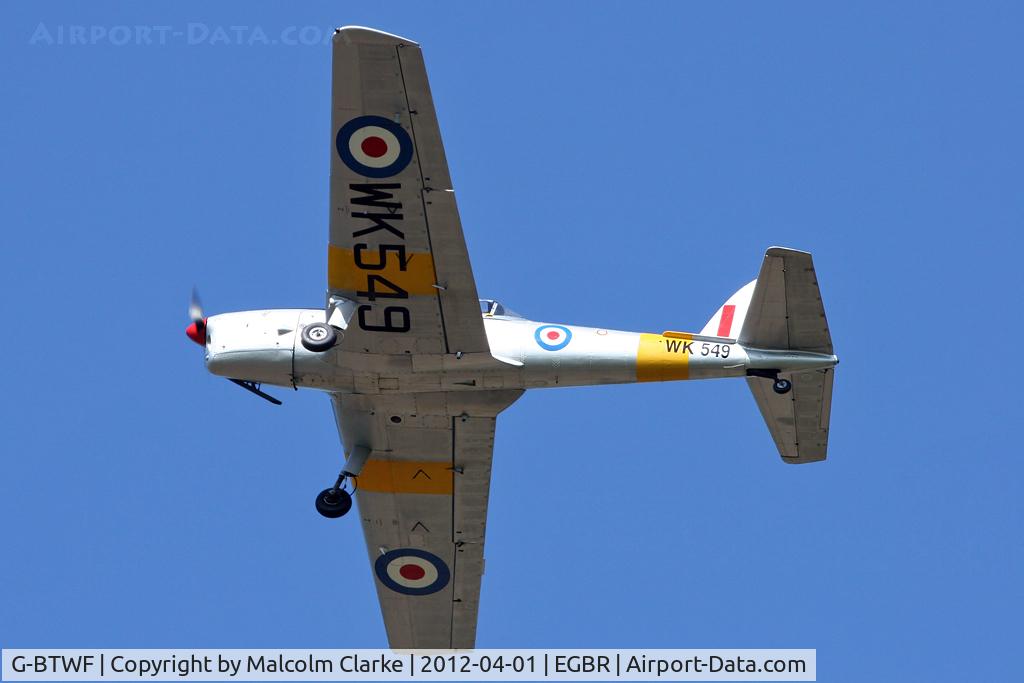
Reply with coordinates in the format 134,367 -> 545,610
535,324 -> 573,351
335,115 -> 414,178
374,548 -> 450,596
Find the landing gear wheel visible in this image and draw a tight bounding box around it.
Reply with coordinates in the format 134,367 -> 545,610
301,323 -> 337,352
772,378 -> 793,395
315,487 -> 352,518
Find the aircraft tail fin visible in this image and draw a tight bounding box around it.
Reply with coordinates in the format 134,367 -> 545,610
699,279 -> 756,339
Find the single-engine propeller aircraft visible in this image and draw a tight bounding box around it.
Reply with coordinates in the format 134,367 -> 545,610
185,26 -> 838,649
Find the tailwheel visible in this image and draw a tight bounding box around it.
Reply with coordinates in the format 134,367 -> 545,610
315,487 -> 352,519
772,378 -> 793,395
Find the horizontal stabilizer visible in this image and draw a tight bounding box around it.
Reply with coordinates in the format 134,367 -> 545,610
748,369 -> 834,463
740,248 -> 833,354
741,247 -> 836,462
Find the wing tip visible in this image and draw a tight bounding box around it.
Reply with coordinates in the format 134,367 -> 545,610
333,26 -> 419,46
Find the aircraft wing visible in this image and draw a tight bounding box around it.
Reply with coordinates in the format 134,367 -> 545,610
328,26 -> 487,355
332,389 -> 522,648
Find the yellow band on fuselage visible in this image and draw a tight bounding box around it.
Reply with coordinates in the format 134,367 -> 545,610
636,332 -> 691,382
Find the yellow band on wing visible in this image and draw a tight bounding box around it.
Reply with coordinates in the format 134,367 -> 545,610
356,459 -> 453,495
636,332 -> 691,382
327,245 -> 438,296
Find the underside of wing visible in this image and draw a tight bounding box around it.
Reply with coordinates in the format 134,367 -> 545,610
332,389 -> 522,648
328,27 -> 487,356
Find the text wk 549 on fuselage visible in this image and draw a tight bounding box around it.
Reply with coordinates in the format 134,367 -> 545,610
184,26 -> 839,649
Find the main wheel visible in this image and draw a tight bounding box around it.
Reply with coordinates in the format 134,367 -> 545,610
772,378 -> 793,395
301,323 -> 337,352
315,488 -> 352,518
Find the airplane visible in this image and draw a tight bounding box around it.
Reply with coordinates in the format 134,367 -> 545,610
185,26 -> 838,649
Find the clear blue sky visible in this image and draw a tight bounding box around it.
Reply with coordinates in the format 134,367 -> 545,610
2,2 -> 1022,680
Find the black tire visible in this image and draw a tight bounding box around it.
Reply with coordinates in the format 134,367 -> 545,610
301,323 -> 337,352
315,488 -> 352,518
772,378 -> 793,395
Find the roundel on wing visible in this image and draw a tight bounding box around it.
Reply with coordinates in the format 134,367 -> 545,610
335,115 -> 414,178
374,548 -> 450,596
535,324 -> 573,351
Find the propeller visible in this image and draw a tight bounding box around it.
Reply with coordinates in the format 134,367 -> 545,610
185,287 -> 207,346
183,289 -> 280,404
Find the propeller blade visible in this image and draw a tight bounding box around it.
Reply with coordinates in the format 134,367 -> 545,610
188,287 -> 204,323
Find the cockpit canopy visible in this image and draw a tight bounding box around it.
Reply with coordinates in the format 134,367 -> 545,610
479,299 -> 525,319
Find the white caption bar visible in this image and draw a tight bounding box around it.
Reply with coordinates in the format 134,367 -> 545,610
2,649 -> 814,681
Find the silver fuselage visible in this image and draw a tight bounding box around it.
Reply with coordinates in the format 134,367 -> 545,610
202,309 -> 837,394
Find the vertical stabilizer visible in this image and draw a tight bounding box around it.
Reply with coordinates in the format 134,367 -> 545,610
700,280 -> 756,339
